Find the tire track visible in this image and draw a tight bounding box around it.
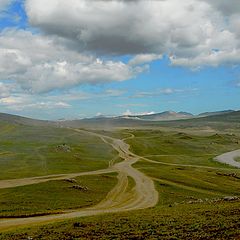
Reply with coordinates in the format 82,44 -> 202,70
0,129 -> 158,231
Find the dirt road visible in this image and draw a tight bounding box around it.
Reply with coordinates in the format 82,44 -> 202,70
0,129 -> 158,231
0,168 -> 115,189
140,156 -> 238,170
215,149 -> 240,168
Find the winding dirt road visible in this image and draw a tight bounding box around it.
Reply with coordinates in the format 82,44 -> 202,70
0,129 -> 158,231
214,149 -> 240,168
1,128 -> 238,231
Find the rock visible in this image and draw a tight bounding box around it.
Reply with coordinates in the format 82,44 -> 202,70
72,185 -> 89,191
216,172 -> 240,179
56,143 -> 71,152
223,196 -> 239,201
187,199 -> 204,204
64,178 -> 77,183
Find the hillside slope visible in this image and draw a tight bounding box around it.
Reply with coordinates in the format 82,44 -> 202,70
0,113 -> 54,127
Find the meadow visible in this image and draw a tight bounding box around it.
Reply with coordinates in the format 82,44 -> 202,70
0,173 -> 117,218
0,123 -> 118,180
0,113 -> 240,239
1,201 -> 239,239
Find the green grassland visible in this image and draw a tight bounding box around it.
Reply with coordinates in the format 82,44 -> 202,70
126,129 -> 240,167
0,124 -> 118,180
0,173 -> 117,218
1,112 -> 240,239
125,129 -> 240,205
135,160 -> 240,206
84,129 -> 131,140
1,201 -> 240,240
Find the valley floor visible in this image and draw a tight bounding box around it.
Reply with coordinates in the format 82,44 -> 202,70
0,127 -> 240,239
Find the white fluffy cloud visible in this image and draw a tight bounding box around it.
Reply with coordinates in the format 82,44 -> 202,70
0,29 -> 144,93
0,95 -> 71,111
123,109 -> 155,116
129,54 -> 163,66
25,0 -> 240,67
1,0 -> 240,108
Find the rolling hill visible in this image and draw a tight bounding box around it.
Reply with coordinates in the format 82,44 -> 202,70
120,111 -> 194,121
0,112 -> 54,127
61,110 -> 240,129
0,110 -> 239,130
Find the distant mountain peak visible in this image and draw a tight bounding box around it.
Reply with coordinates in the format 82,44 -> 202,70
198,110 -> 235,117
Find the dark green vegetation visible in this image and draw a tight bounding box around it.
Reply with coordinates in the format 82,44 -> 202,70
0,123 -> 117,180
1,201 -> 240,240
0,173 -> 117,218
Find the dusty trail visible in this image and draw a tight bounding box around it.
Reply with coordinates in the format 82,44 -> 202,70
0,129 -> 158,231
0,168 -> 114,189
140,155 -> 239,170
215,149 -> 240,168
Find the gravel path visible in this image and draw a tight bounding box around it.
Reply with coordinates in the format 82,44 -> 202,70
214,149 -> 240,168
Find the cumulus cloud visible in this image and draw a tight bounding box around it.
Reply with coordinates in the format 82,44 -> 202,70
0,29 -> 145,93
0,82 -> 11,98
25,0 -> 240,67
0,86 -> 127,112
129,54 -> 162,66
123,109 -> 155,116
0,0 -> 11,11
0,92 -> 72,111
201,0 -> 240,15
1,0 -> 240,113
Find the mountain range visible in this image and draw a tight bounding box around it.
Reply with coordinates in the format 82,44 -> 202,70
101,110 -> 236,122
0,110 -> 237,127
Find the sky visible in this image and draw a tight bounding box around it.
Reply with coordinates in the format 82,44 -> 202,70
0,0 -> 239,120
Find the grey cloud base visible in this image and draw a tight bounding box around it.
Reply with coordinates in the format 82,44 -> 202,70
0,29 -> 145,93
25,0 -> 240,67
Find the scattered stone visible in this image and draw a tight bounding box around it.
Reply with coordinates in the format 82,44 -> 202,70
72,185 -> 89,191
216,172 -> 240,179
55,143 -> 71,152
64,178 -> 77,184
184,196 -> 240,205
73,222 -> 81,228
176,167 -> 185,170
214,134 -> 223,138
187,199 -> 204,204
179,135 -> 193,140
223,196 -> 239,202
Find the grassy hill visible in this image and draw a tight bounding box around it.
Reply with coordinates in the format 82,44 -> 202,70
61,110 -> 240,132
1,110 -> 239,129
0,123 -> 118,180
0,112 -> 54,127
0,111 -> 239,239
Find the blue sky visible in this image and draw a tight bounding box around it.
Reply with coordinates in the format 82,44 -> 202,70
0,0 -> 239,120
